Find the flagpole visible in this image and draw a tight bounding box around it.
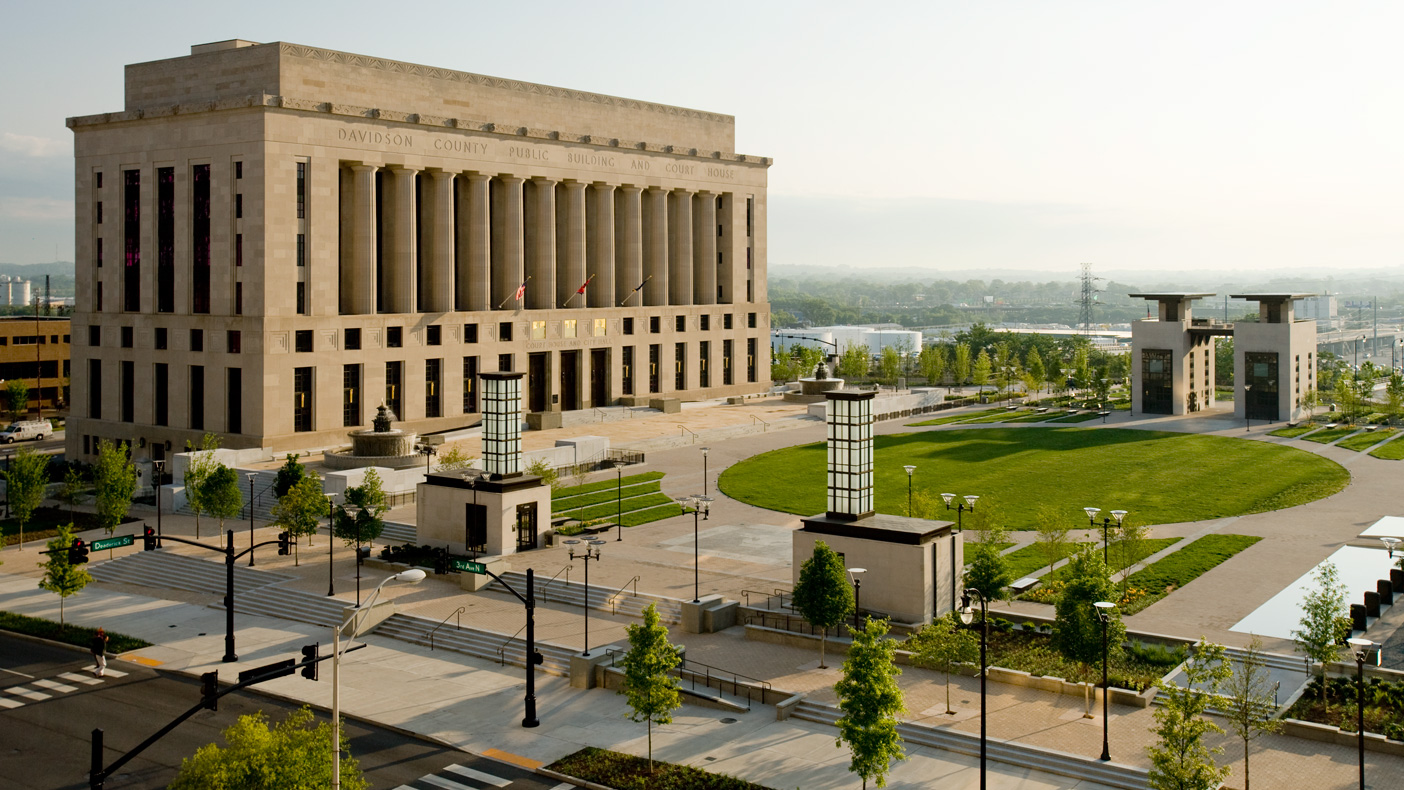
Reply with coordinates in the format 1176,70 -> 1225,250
620,275 -> 652,307
498,275 -> 532,310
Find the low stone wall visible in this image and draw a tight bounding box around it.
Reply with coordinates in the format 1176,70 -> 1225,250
1282,718 -> 1404,757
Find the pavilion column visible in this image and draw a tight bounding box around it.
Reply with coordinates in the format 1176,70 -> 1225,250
613,185 -> 642,308
350,165 -> 377,314
527,178 -> 556,310
458,173 -> 491,311
587,183 -> 614,308
693,191 -> 717,305
669,188 -> 694,305
644,187 -> 669,307
560,181 -> 588,308
387,166 -> 418,313
424,169 -> 454,313
493,175 -> 524,310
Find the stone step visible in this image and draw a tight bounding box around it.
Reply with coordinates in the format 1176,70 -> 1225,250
559,406 -> 661,429
792,701 -> 1151,790
486,570 -> 683,624
380,521 -> 417,545
374,613 -> 575,677
89,550 -> 291,598
216,584 -> 353,629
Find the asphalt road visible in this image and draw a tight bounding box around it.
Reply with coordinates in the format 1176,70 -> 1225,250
0,633 -> 558,789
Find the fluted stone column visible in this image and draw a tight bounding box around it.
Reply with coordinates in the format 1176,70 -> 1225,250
614,186 -> 643,308
459,173 -> 491,311
693,191 -> 717,305
587,183 -> 614,308
424,169 -> 454,313
669,189 -> 694,306
387,167 -> 418,313
560,181 -> 588,308
526,178 -> 556,311
644,187 -> 669,307
350,165 -> 378,314
493,175 -> 524,310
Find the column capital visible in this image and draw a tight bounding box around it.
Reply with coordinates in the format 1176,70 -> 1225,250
466,172 -> 492,184
617,184 -> 643,194
695,189 -> 716,198
530,176 -> 558,187
672,187 -> 694,196
349,163 -> 379,173
562,179 -> 589,191
498,174 -> 525,186
591,181 -> 618,192
387,164 -> 420,176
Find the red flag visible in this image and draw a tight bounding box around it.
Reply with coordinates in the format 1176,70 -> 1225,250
575,274 -> 595,295
513,281 -> 527,301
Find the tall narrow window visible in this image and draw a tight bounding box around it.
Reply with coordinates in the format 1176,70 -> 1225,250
675,343 -> 686,390
124,169 -> 140,311
385,361 -> 403,418
154,363 -> 168,426
189,365 -> 205,430
426,359 -> 442,418
747,338 -> 757,383
723,339 -> 734,385
622,346 -> 634,396
649,344 -> 660,393
293,366 -> 313,432
699,340 -> 710,388
157,167 -> 174,312
192,164 -> 211,313
235,282 -> 243,315
235,161 -> 242,180
96,202 -> 103,224
96,238 -> 103,268
296,282 -> 306,315
120,361 -> 134,422
296,162 -> 307,219
88,359 -> 102,419
235,193 -> 243,219
343,364 -> 361,427
297,233 -> 305,266
462,356 -> 478,413
227,367 -> 243,433
235,234 -> 242,266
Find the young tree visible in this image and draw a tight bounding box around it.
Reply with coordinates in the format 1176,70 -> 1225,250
971,350 -> 992,395
770,343 -> 797,383
435,445 -> 475,472
878,345 -> 902,385
183,433 -> 222,539
92,440 -> 136,537
55,465 -> 88,523
1054,549 -> 1126,713
6,447 -> 50,549
1108,516 -> 1150,596
526,456 -> 561,494
1147,640 -> 1232,790
38,524 -> 92,627
838,342 -> 871,380
919,343 -> 947,387
1292,560 -> 1346,705
199,464 -> 244,546
334,469 -> 390,552
1026,348 -> 1046,395
963,543 -> 1012,603
169,706 -> 367,790
1219,635 -> 1281,790
835,617 -> 906,790
1387,372 -> 1404,423
1045,350 -> 1065,395
272,453 -> 305,499
1033,504 -> 1072,573
952,343 -> 972,390
793,540 -> 855,668
5,378 -> 29,420
271,471 -> 325,565
908,613 -> 978,715
619,602 -> 681,774
1299,387 -> 1320,421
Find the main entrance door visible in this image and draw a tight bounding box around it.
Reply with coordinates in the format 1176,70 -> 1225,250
528,352 -> 548,413
590,348 -> 608,406
515,502 -> 538,551
560,351 -> 579,411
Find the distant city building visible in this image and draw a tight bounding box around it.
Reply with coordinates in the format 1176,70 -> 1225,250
1297,294 -> 1337,326
0,316 -> 70,415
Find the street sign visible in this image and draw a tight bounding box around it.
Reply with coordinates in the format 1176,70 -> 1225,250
451,559 -> 486,575
91,535 -> 134,552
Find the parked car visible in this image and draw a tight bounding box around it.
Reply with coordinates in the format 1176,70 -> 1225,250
0,421 -> 49,443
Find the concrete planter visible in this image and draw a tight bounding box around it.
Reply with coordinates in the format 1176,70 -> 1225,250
1281,718 -> 1404,757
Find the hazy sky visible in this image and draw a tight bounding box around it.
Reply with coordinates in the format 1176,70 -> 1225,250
3,1 -> 1402,274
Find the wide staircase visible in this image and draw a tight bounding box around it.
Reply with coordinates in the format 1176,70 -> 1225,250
218,584 -> 352,629
792,700 -> 1151,790
559,405 -> 662,429
374,612 -> 576,676
485,570 -> 683,625
89,551 -> 291,597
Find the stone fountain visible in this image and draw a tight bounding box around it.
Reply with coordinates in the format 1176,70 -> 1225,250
324,404 -> 423,470
784,360 -> 846,403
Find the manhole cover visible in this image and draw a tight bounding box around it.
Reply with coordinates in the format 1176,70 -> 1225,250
720,718 -> 738,724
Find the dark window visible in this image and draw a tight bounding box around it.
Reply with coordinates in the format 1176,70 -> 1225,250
623,318 -> 634,335
235,161 -> 242,180
425,359 -> 442,418
746,197 -> 753,236
96,172 -> 103,189
462,356 -> 478,413
293,367 -> 313,432
235,193 -> 243,219
154,363 -> 168,426
157,167 -> 174,313
747,280 -> 753,301
385,361 -> 403,418
650,316 -> 660,334
88,326 -> 100,347
227,367 -> 242,433
96,238 -> 102,268
387,327 -> 403,348
120,326 -> 133,348
675,343 -> 686,390
464,323 -> 478,343
427,325 -> 441,346
189,365 -> 204,429
622,346 -> 634,396
747,312 -> 757,328
155,327 -> 167,350
700,340 -> 710,388
296,233 -> 305,266
649,345 -> 660,393
343,364 -> 361,427
296,281 -> 305,315
1246,351 -> 1280,421
193,165 -> 211,313
96,201 -> 102,224
700,315 -> 710,331
676,316 -> 686,332
499,322 -> 513,342
88,359 -> 102,419
498,353 -> 512,372
124,169 -> 140,311
235,234 -> 242,267
227,330 -> 241,354
83,435 -> 90,455
295,330 -> 313,353
724,313 -> 733,330
344,328 -> 361,350
236,282 -> 243,315
747,338 -> 757,382
190,328 -> 204,352
723,339 -> 734,385
296,162 -> 306,219
120,360 -> 134,422
1141,349 -> 1173,415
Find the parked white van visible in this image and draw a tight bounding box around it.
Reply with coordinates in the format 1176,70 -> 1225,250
0,421 -> 50,443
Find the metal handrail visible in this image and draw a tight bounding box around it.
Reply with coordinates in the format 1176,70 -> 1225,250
595,407 -> 608,422
744,610 -> 824,636
679,425 -> 699,443
751,415 -> 770,432
540,563 -> 571,596
740,589 -> 790,610
609,575 -> 641,615
604,648 -> 773,710
497,621 -> 529,666
427,606 -> 465,651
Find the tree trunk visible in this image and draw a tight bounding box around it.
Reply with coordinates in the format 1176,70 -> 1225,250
945,668 -> 954,714
648,719 -> 653,774
819,632 -> 827,669
1244,739 -> 1250,790
294,541 -> 300,567
59,597 -> 64,627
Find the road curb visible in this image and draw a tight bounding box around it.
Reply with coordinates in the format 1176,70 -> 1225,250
0,625 -> 135,660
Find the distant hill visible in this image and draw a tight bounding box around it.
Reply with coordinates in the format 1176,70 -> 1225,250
0,263 -> 75,297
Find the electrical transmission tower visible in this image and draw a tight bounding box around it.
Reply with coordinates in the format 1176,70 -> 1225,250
1078,262 -> 1103,334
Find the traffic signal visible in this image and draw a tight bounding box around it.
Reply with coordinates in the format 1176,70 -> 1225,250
531,650 -> 544,666
199,671 -> 218,711
277,531 -> 291,556
300,642 -> 319,681
142,526 -> 157,552
67,539 -> 89,565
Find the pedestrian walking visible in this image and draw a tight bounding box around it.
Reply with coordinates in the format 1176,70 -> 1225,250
90,628 -> 108,677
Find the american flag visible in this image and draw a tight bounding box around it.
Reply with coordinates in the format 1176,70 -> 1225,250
513,280 -> 527,301
575,274 -> 595,295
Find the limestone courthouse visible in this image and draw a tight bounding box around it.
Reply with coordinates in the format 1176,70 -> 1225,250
66,39 -> 773,463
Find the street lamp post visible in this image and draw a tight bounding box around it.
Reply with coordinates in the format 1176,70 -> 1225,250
153,460 -> 165,549
1245,383 -> 1253,432
903,465 -> 916,516
325,494 -> 336,597
848,568 -> 866,629
1382,536 -> 1401,559
417,444 -> 437,473
564,539 -> 605,656
1094,601 -> 1116,761
245,473 -> 257,567
1347,637 -> 1376,790
960,588 -> 990,790
615,463 -> 623,541
677,495 -> 713,602
331,568 -> 426,790
1082,507 -> 1127,564
700,447 -> 710,496
942,494 -> 978,613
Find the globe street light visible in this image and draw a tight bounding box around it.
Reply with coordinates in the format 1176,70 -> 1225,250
677,495 -> 713,602
153,459 -> 165,548
1082,507 -> 1127,564
1094,601 -> 1116,761
565,539 -> 605,656
1382,536 -> 1401,559
331,568 -> 425,790
324,493 -> 336,597
960,588 -> 990,790
700,446 -> 711,496
848,567 -> 866,629
245,472 -> 257,567
943,494 -> 979,611
903,465 -> 916,516
1347,637 -> 1377,790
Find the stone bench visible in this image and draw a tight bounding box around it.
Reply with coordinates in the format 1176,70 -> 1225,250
1009,577 -> 1041,594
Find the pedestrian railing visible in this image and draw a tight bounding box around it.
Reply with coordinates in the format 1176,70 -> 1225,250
427,606 -> 465,651
606,649 -> 774,710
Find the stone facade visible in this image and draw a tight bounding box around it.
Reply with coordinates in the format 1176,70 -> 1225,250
66,39 -> 773,461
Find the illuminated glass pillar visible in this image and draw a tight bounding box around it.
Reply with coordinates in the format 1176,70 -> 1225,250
826,390 -> 875,520
481,372 -> 524,477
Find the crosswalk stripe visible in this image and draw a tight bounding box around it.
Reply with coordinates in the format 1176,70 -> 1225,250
58,673 -> 103,686
0,696 -> 23,709
32,679 -> 79,693
443,764 -> 511,788
6,686 -> 51,701
100,669 -> 128,678
548,784 -> 574,790
418,776 -> 475,790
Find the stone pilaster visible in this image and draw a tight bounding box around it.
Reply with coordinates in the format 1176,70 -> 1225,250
560,181 -> 588,308
387,166 -> 418,313
668,189 -> 693,306
615,185 -> 643,308
643,186 -> 669,307
587,183 -> 614,308
693,191 -> 717,305
492,175 -> 525,310
459,173 -> 491,311
350,165 -> 377,315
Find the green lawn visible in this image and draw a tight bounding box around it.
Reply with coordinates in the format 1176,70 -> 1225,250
1004,411 -> 1066,423
552,471 -> 664,500
1002,541 -> 1092,579
1048,412 -> 1103,423
1370,437 -> 1404,460
1041,538 -> 1181,583
1336,428 -> 1397,452
551,480 -> 662,511
907,408 -> 1006,427
962,411 -> 1026,424
549,747 -> 776,790
718,427 -> 1349,528
556,492 -> 673,521
1269,424 -> 1320,439
1118,534 -> 1262,614
1303,427 -> 1359,445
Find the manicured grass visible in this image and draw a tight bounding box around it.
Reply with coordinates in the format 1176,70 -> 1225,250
548,747 -> 777,790
1336,428 -> 1397,452
1004,411 -> 1066,423
962,411 -> 1026,424
1041,538 -> 1181,583
557,492 -> 673,521
1002,541 -> 1092,579
907,408 -> 1006,427
718,427 -> 1348,528
932,626 -> 1183,691
1269,424 -> 1319,439
1048,412 -> 1103,423
1117,534 -> 1262,615
552,481 -> 662,511
1,507 -> 142,547
1370,437 -> 1404,460
0,611 -> 150,653
551,471 -> 664,501
1303,427 -> 1359,445
619,503 -> 685,527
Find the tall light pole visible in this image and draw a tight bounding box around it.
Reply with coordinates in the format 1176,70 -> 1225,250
1094,601 -> 1116,761
677,495 -> 713,602
903,465 -> 916,516
325,494 -> 336,597
960,588 -> 990,790
1245,383 -> 1253,432
245,472 -> 257,567
417,443 -> 436,473
1347,637 -> 1377,790
332,568 -> 425,790
614,462 -> 623,541
1081,507 -> 1127,564
564,539 -> 605,656
700,446 -> 710,496
942,494 -> 978,612
848,567 -> 866,629
153,459 -> 165,549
